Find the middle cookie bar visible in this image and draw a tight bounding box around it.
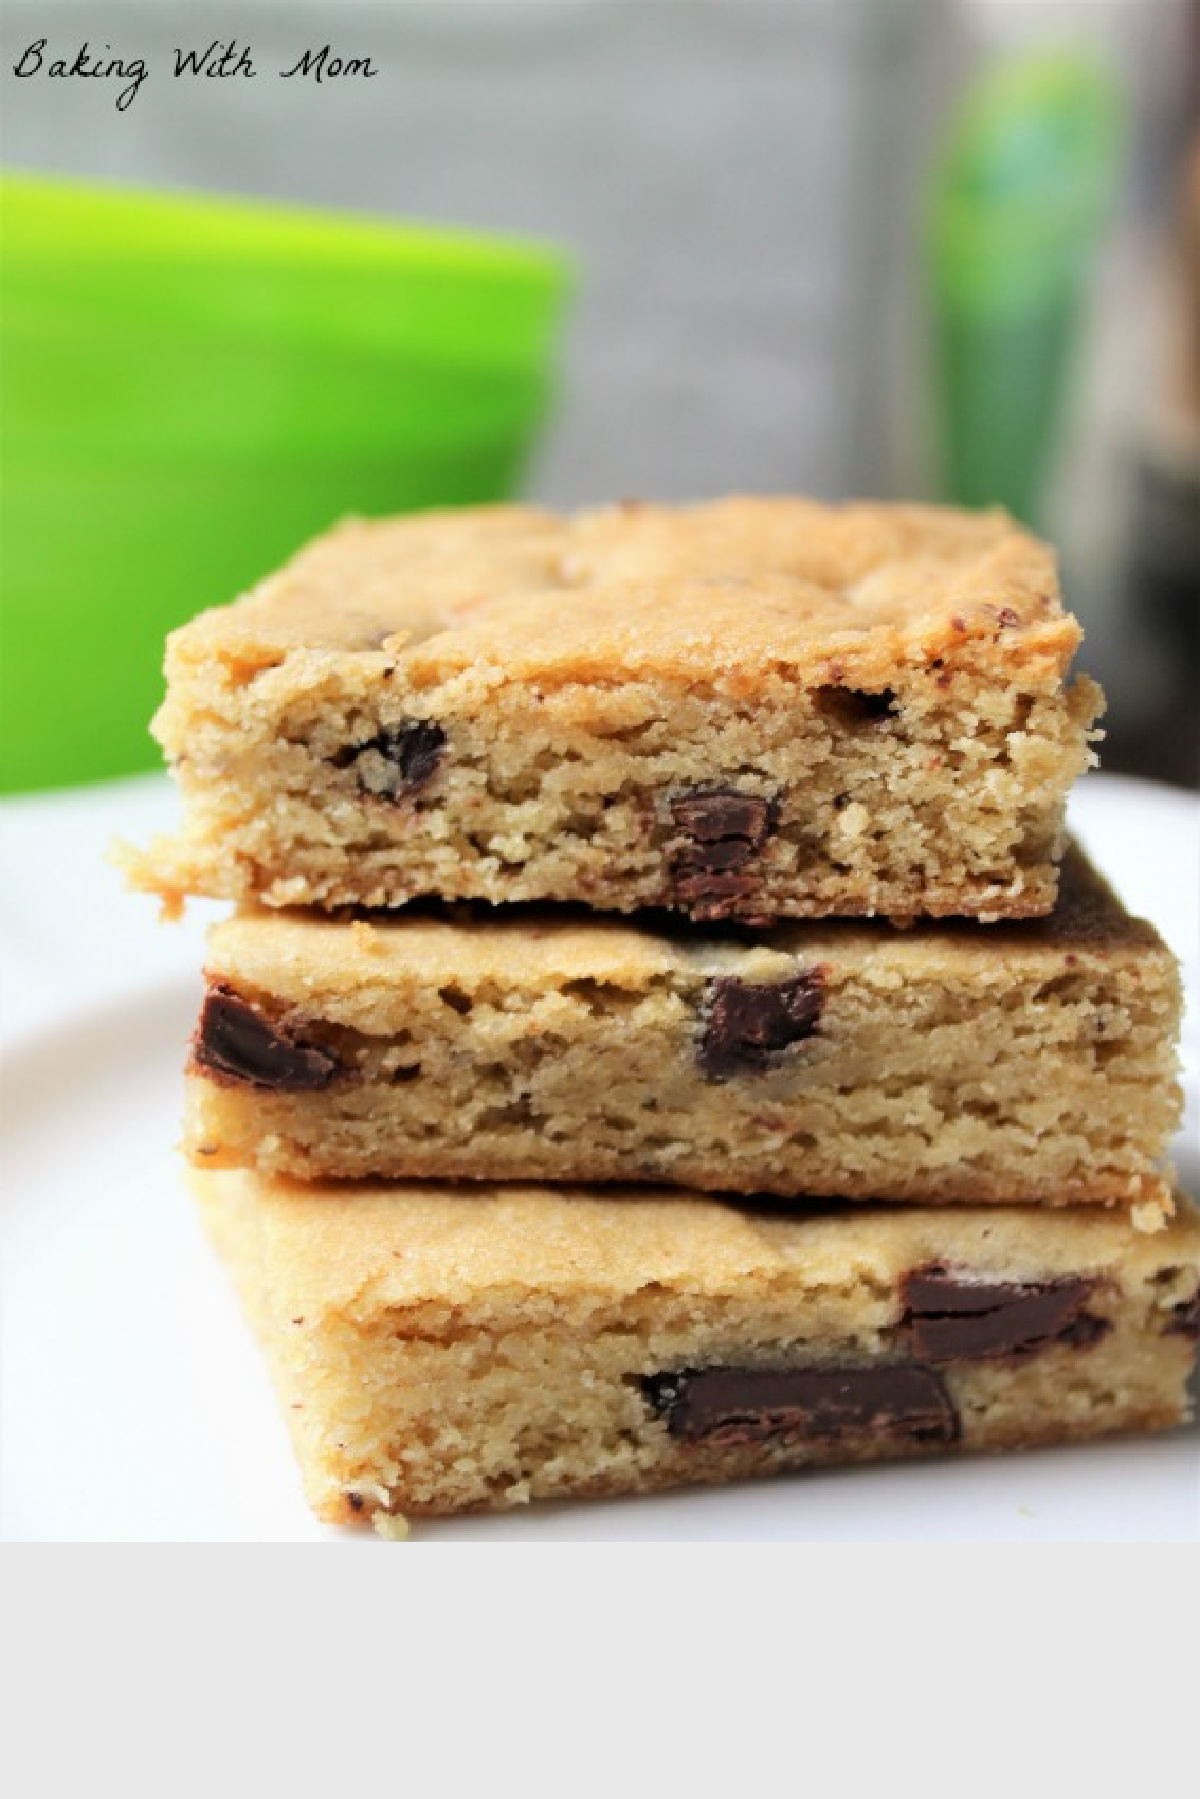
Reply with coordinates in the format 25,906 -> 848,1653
186,845 -> 1180,1214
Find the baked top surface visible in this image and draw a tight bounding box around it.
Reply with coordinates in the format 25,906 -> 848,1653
203,844 -> 1168,997
169,497 -> 1077,685
193,1169 -> 1199,1320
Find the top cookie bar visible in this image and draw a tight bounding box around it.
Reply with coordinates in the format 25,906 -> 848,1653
131,498 -> 1102,922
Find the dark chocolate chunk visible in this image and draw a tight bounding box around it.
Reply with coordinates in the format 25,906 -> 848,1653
642,1363 -> 959,1448
813,686 -> 898,726
670,791 -> 777,848
192,983 -> 339,1091
673,872 -> 773,923
683,836 -> 760,873
699,971 -> 823,1078
1165,1290 -> 1200,1339
902,1265 -> 1101,1361
668,788 -> 779,918
338,720 -> 446,799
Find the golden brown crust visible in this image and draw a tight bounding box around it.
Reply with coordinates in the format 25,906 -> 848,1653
159,497 -> 1077,699
194,1171 -> 1200,1319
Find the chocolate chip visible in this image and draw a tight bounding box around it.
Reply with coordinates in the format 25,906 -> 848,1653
347,1493 -> 365,1513
1165,1290 -> 1200,1339
667,788 -> 779,920
902,1266 -> 1102,1361
338,720 -> 446,799
642,1363 -> 959,1448
684,836 -> 760,873
673,871 -> 774,922
813,686 -> 898,726
192,983 -> 339,1091
698,972 -> 823,1078
1057,1313 -> 1111,1351
671,791 -> 777,847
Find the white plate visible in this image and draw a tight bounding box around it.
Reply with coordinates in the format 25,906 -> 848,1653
1,772 -> 1197,1542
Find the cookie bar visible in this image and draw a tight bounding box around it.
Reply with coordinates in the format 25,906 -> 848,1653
185,846 -> 1180,1218
130,498 -> 1101,923
195,1169 -> 1200,1527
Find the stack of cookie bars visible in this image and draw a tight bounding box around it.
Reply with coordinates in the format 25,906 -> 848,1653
132,498 -> 1200,1534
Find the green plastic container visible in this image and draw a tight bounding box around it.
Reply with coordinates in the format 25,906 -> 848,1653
0,173 -> 571,791
928,54 -> 1122,524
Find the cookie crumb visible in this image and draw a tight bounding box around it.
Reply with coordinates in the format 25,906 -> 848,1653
373,1510 -> 410,1541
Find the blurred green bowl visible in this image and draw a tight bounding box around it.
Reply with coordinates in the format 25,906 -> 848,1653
0,172 -> 571,791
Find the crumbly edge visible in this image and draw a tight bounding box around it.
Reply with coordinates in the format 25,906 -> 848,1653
131,649 -> 1101,919
198,1178 -> 1198,1525
185,927 -> 1182,1211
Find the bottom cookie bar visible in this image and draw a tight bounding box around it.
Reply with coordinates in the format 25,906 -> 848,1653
195,1171 -> 1200,1531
